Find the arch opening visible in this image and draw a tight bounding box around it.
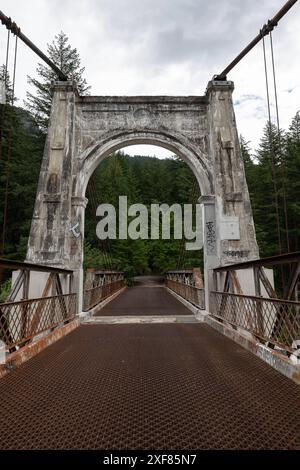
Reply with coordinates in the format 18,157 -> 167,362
76,131 -> 213,199
83,142 -> 205,282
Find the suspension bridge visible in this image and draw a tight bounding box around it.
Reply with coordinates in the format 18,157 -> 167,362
0,0 -> 300,451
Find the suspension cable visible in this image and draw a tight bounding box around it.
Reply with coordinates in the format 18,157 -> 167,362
1,32 -> 19,255
87,176 -> 113,270
216,0 -> 298,80
1,30 -> 14,254
4,29 -> 10,85
269,33 -> 280,131
0,10 -> 68,81
262,36 -> 282,254
262,37 -> 272,125
11,35 -> 18,105
176,177 -> 200,269
270,31 -> 290,253
0,29 -> 10,163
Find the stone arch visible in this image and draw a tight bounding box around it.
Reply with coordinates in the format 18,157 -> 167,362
74,130 -> 213,199
26,80 -> 259,311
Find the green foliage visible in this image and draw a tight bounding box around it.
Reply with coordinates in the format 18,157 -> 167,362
0,65 -> 14,104
0,103 -> 45,259
83,241 -> 108,270
25,31 -> 90,130
284,112 -> 300,252
123,266 -> 135,286
242,116 -> 300,258
84,153 -> 202,275
0,278 -> 11,303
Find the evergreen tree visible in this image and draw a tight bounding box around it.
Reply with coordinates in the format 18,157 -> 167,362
284,111 -> 300,251
240,136 -> 257,206
240,136 -> 253,171
0,105 -> 44,258
25,31 -> 90,130
252,122 -> 283,256
84,152 -> 203,275
0,65 -> 45,264
0,66 -> 14,104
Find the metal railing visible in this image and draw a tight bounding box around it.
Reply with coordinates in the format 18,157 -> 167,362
0,258 -> 76,351
166,279 -> 205,309
211,251 -> 300,354
210,291 -> 300,353
0,293 -> 77,350
83,272 -> 124,311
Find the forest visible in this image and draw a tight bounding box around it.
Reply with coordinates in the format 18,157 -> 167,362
0,32 -> 300,288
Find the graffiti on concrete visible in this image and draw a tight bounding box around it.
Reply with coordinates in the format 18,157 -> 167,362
206,221 -> 216,255
70,221 -> 81,238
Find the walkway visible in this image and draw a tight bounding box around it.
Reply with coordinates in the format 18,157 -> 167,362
98,276 -> 191,317
0,281 -> 299,449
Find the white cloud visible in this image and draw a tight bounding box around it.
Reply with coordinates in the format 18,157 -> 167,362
1,0 -> 299,156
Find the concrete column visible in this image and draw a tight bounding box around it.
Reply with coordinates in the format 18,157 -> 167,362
25,81 -> 84,311
200,195 -> 219,311
70,196 -> 88,313
26,81 -> 78,270
202,80 -> 261,305
69,196 -> 88,269
206,80 -> 259,267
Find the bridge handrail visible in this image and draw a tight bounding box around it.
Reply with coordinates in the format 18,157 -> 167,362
165,278 -> 204,290
0,293 -> 77,350
165,278 -> 205,310
210,252 -> 300,354
84,278 -> 124,293
213,251 -> 300,272
0,257 -> 73,274
83,269 -> 124,311
166,269 -> 194,274
0,292 -> 76,306
210,290 -> 300,354
210,290 -> 300,306
0,258 -> 76,351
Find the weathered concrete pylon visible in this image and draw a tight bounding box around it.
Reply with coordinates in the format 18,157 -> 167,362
26,80 -> 259,311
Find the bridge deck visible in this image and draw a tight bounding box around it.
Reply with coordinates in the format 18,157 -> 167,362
97,283 -> 192,316
0,321 -> 299,449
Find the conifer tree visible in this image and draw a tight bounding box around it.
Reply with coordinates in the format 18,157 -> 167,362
0,65 -> 14,104
25,31 -> 90,130
284,112 -> 300,251
253,122 -> 286,256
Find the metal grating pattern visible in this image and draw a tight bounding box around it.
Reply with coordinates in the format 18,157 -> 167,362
0,294 -> 77,350
0,323 -> 299,450
210,291 -> 300,353
97,286 -> 192,316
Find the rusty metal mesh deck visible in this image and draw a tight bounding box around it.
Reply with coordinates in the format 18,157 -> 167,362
97,286 -> 192,316
0,323 -> 299,450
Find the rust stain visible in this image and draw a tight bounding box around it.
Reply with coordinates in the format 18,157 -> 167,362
0,319 -> 80,379
292,370 -> 300,385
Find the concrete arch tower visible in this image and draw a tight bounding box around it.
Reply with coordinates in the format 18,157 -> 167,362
26,80 -> 259,310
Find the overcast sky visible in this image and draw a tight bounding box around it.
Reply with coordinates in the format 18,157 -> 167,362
1,0 -> 299,158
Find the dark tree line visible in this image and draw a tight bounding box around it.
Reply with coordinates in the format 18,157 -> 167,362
84,153 -> 202,276
241,114 -> 300,258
